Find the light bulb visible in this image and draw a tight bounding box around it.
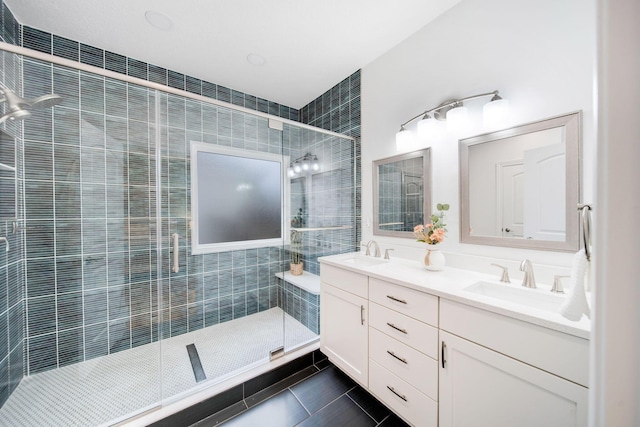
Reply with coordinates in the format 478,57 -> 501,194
312,156 -> 320,171
395,126 -> 415,151
293,162 -> 301,173
302,159 -> 310,171
287,167 -> 295,178
483,97 -> 510,131
446,105 -> 469,134
417,114 -> 444,142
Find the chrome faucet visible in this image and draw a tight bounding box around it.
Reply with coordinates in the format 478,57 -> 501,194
490,263 -> 510,283
520,259 -> 536,288
365,240 -> 381,258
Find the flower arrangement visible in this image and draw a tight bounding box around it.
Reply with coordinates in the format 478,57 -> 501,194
414,203 -> 450,245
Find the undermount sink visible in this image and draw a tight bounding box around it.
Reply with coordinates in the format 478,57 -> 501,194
339,254 -> 387,267
464,281 -> 565,312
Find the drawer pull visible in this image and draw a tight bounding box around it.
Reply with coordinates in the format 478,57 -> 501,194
386,350 -> 408,364
387,385 -> 408,402
361,305 -> 365,325
386,322 -> 407,334
386,295 -> 407,304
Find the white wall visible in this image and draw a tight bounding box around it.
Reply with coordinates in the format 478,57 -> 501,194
361,0 -> 596,270
591,0 -> 640,425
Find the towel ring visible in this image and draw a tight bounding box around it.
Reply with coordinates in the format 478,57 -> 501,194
578,204 -> 591,261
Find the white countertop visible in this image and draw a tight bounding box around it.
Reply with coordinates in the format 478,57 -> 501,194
319,252 -> 591,340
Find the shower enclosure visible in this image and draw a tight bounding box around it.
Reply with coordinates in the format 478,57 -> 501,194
0,45 -> 356,425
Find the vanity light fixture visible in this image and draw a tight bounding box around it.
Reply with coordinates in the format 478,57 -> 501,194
396,90 -> 509,150
288,153 -> 320,178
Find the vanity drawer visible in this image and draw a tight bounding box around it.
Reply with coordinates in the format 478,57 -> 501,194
320,264 -> 368,298
369,302 -> 439,359
369,360 -> 437,427
369,278 -> 438,326
369,327 -> 438,400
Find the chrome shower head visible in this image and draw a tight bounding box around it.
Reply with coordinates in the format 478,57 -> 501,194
0,86 -> 63,124
29,93 -> 63,109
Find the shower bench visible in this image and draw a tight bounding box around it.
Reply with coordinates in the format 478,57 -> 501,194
275,271 -> 321,335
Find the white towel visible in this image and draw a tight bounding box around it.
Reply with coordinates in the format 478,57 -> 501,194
559,248 -> 591,321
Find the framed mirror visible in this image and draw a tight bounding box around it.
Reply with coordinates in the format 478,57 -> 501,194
373,148 -> 431,238
459,111 -> 582,251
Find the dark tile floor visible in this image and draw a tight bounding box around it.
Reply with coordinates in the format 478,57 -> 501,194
191,362 -> 410,427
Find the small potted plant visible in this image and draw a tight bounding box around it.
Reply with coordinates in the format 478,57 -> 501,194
290,229 -> 303,275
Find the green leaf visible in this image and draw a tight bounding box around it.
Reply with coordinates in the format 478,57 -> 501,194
436,203 -> 443,210
442,203 -> 450,211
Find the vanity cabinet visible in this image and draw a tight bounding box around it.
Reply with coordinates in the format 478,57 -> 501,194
439,300 -> 589,427
319,259 -> 590,427
368,278 -> 439,427
320,265 -> 369,387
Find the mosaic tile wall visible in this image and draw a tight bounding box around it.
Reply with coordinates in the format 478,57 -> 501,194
299,71 -> 362,251
0,0 -> 361,392
0,9 -> 26,406
278,278 -> 319,335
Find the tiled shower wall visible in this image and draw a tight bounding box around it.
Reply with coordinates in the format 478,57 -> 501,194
0,0 -> 361,398
19,59 -> 298,374
299,70 -> 362,257
0,1 -> 26,407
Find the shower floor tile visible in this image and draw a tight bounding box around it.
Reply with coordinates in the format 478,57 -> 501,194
0,308 -> 317,427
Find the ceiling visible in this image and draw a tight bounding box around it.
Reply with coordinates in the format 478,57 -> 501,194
6,0 -> 461,109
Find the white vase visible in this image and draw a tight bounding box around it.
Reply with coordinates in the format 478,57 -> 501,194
424,247 -> 445,271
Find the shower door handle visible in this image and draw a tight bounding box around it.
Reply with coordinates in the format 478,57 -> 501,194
172,233 -> 179,273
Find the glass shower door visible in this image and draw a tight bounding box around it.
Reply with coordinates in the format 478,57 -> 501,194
281,124 -> 356,353
0,52 -> 164,426
157,93 -> 287,401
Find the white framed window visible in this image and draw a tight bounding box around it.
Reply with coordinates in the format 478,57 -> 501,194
190,141 -> 290,254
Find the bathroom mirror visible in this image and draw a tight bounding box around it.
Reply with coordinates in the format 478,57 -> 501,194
373,148 -> 431,238
0,129 -> 16,219
459,111 -> 581,251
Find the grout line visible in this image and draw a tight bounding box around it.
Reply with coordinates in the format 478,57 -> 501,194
345,391 -> 379,425
288,388 -> 311,416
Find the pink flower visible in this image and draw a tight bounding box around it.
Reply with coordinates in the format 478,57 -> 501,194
414,224 -> 424,232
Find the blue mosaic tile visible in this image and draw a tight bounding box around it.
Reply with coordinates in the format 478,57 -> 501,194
58,327 -> 84,367
22,26 -> 51,54
168,70 -> 185,90
84,322 -> 109,360
53,35 -> 79,62
105,51 -> 127,74
28,333 -> 57,374
127,58 -> 148,80
80,43 -> 104,68
186,75 -> 202,95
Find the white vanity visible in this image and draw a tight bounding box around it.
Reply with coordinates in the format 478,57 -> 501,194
319,253 -> 590,427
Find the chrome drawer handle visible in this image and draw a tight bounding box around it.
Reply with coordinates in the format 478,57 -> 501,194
387,350 -> 408,364
387,386 -> 408,402
386,295 -> 407,304
386,322 -> 407,334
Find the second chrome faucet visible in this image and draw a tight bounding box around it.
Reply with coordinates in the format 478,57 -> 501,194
520,259 -> 536,288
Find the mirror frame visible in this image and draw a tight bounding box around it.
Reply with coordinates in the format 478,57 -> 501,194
373,148 -> 431,238
459,111 -> 582,252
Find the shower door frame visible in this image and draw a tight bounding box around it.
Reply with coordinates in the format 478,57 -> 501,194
1,40 -> 357,423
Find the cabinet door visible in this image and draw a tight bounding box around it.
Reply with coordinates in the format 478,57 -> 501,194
439,331 -> 588,427
320,283 -> 368,386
